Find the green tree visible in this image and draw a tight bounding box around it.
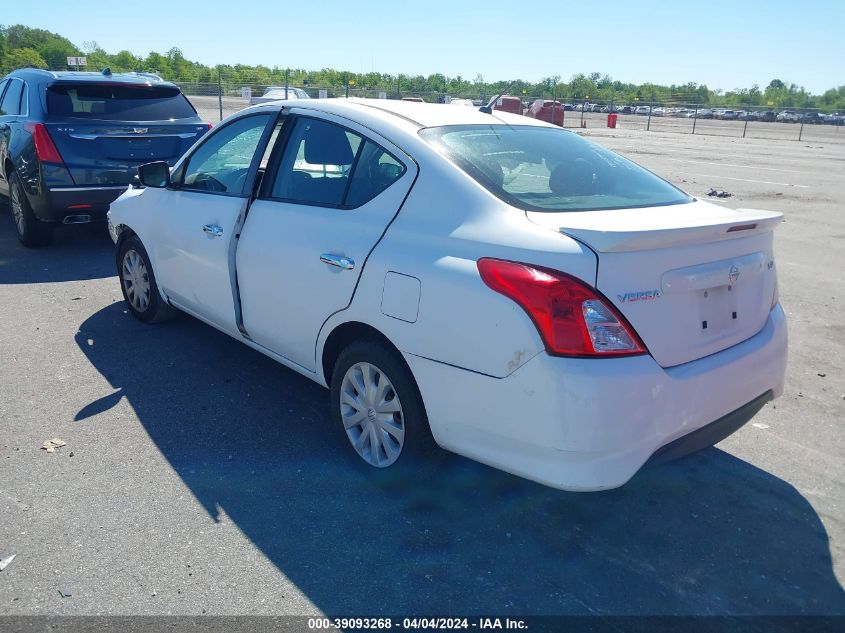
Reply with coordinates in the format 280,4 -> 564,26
2,47 -> 47,72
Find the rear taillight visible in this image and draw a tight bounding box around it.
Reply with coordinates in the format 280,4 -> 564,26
24,123 -> 63,164
206,123 -> 213,131
477,258 -> 646,357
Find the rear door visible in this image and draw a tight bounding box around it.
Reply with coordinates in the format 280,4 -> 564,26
45,82 -> 208,185
147,111 -> 276,331
237,112 -> 416,371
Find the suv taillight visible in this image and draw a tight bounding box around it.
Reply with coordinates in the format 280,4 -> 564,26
24,123 -> 63,164
477,258 -> 646,357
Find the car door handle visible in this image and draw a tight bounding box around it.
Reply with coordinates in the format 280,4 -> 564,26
202,224 -> 224,237
320,253 -> 355,270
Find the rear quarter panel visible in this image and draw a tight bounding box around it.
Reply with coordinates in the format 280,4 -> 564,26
316,144 -> 598,381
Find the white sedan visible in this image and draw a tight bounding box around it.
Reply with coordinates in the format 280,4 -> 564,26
107,98 -> 787,491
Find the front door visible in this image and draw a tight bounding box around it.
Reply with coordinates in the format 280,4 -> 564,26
237,113 -> 416,371
148,112 -> 275,332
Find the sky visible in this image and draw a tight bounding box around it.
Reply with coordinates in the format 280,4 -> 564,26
4,0 -> 842,93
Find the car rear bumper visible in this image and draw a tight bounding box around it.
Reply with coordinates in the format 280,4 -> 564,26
30,185 -> 128,223
405,303 -> 787,492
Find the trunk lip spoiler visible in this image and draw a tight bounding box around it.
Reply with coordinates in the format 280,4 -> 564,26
529,205 -> 783,253
65,131 -> 200,140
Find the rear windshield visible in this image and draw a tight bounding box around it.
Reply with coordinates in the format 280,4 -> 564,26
47,84 -> 197,121
419,125 -> 693,212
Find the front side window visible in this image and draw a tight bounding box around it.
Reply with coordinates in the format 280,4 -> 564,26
46,84 -> 197,120
419,125 -> 692,212
182,114 -> 272,195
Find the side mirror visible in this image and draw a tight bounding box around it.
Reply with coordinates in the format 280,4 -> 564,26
138,161 -> 171,188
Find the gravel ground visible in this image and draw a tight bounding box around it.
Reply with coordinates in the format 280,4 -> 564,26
0,126 -> 843,618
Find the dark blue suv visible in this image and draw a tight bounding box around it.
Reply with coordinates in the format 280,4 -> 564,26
0,68 -> 209,246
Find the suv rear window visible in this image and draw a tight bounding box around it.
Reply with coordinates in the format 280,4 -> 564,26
420,125 -> 692,212
47,84 -> 196,121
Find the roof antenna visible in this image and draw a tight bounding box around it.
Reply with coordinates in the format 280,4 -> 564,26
479,82 -> 514,114
102,67 -> 112,76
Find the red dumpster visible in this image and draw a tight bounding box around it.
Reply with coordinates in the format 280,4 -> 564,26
607,113 -> 618,128
526,99 -> 565,126
493,96 -> 522,115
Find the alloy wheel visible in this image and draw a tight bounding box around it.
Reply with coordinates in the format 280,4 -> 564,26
10,181 -> 25,236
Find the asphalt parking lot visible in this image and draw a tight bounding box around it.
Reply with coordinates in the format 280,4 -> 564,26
1,126 -> 844,617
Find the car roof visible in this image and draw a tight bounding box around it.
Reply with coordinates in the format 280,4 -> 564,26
7,68 -> 175,87
286,97 -> 553,129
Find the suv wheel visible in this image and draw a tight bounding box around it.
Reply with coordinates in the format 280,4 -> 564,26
9,171 -> 53,247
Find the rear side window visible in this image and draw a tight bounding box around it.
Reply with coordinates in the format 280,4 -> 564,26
0,79 -> 24,116
269,117 -> 405,208
271,118 -> 362,207
345,141 -> 406,207
420,125 -> 692,212
46,84 -> 197,121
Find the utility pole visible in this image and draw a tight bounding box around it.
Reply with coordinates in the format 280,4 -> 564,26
217,66 -> 223,122
742,101 -> 750,138
647,92 -> 654,131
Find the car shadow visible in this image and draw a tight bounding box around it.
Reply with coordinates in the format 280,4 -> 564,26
75,302 -> 845,616
0,206 -> 115,284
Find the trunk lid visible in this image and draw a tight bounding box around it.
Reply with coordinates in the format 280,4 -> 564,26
528,200 -> 782,367
45,122 -> 207,186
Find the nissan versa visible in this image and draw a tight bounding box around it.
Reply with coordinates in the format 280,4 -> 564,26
0,68 -> 209,246
107,99 -> 787,491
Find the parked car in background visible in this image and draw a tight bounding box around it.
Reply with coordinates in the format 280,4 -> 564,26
0,68 -> 208,247
777,111 -> 800,123
620,105 -> 634,114
526,99 -> 565,126
695,108 -> 714,119
249,86 -> 310,106
801,111 -> 825,125
634,105 -> 651,115
108,98 -> 786,492
757,111 -> 777,122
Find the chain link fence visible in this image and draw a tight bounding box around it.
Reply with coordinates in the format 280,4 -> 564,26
172,78 -> 844,144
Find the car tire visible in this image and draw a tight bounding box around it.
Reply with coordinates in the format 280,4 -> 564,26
9,171 -> 53,248
117,235 -> 175,324
330,339 -> 438,478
